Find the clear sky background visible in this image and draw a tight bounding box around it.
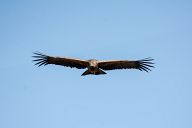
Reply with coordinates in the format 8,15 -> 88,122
0,0 -> 192,128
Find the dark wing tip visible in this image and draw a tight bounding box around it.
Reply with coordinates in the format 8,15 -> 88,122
138,58 -> 155,72
32,52 -> 49,67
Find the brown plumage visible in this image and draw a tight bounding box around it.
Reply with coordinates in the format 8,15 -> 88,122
32,52 -> 154,76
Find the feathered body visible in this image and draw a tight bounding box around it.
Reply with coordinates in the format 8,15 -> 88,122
32,52 -> 154,76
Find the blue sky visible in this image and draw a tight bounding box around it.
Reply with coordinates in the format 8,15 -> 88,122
0,0 -> 192,128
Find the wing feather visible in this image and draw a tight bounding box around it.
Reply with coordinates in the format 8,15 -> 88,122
98,58 -> 154,72
32,52 -> 88,69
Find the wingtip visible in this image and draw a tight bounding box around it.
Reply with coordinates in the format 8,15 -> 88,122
32,51 -> 49,67
138,57 -> 155,72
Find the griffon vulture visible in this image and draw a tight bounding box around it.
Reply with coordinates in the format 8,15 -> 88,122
32,52 -> 154,76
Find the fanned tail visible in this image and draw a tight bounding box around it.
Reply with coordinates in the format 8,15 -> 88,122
81,69 -> 107,76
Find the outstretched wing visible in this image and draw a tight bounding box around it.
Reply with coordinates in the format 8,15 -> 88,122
98,58 -> 154,72
32,52 -> 89,69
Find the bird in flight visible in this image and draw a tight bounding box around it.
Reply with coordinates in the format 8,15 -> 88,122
32,52 -> 154,76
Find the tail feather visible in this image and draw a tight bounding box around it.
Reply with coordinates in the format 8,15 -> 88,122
95,69 -> 107,75
81,70 -> 91,76
81,69 -> 107,76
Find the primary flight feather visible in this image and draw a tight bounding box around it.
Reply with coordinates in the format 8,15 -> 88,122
32,52 -> 154,76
